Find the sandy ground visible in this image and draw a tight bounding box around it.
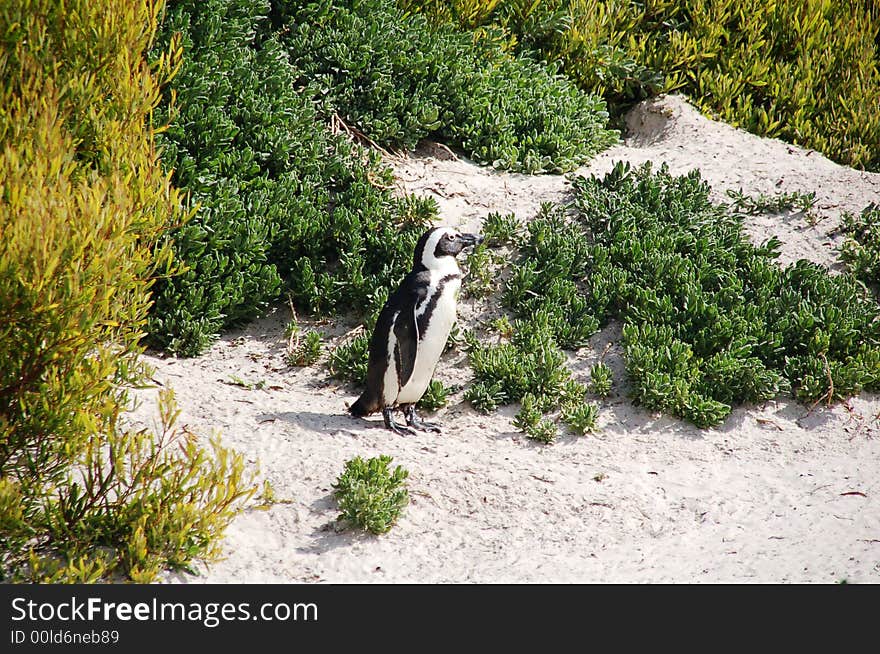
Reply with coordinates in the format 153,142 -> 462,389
130,95 -> 880,583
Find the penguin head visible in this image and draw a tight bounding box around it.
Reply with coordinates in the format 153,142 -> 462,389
414,227 -> 482,272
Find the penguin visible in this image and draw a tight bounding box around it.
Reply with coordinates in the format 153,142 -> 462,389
349,226 -> 481,435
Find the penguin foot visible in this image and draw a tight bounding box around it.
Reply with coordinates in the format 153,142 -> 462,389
404,405 -> 441,433
382,407 -> 416,436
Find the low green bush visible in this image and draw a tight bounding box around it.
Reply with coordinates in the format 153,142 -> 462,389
481,211 -> 524,247
637,0 -> 880,171
279,0 -> 617,173
561,401 -> 599,435
513,394 -> 558,443
401,0 -> 663,110
148,0 -> 436,356
286,327 -> 323,367
333,455 -> 409,534
497,162 -> 880,427
328,333 -> 371,385
841,204 -> 880,293
468,314 -> 586,411
726,189 -> 818,217
462,242 -> 505,298
589,362 -> 613,397
417,380 -> 452,412
463,380 -> 507,413
501,204 -> 605,350
466,311 -> 590,435
0,0 -> 253,582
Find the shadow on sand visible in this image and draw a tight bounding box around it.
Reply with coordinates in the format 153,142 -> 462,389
258,410 -> 387,434
295,493 -> 375,554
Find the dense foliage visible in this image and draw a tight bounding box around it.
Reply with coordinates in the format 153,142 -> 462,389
404,0 -> 880,171
329,332 -> 372,385
148,0 -> 436,356
491,162 -> 880,427
401,0 -> 663,108
0,0 -> 253,582
277,0 -> 617,173
417,380 -> 452,412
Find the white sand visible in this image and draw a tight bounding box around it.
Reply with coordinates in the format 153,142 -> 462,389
132,95 -> 880,583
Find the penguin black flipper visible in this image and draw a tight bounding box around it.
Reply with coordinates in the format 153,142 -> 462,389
393,298 -> 418,389
392,270 -> 432,388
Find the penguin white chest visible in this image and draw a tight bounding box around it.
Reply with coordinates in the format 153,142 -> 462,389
396,275 -> 460,404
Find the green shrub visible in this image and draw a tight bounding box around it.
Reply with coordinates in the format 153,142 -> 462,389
402,0 -> 663,110
404,0 -> 880,171
461,211 -> 596,437
417,380 -> 451,412
462,242 -> 504,298
636,0 -> 880,171
468,314 -> 585,410
506,0 -> 665,109
512,392 -> 543,430
333,455 -> 409,534
561,401 -> 599,435
399,0 -> 505,30
499,161 -> 880,427
286,327 -> 323,367
841,204 -> 880,292
463,381 -> 507,413
490,315 -> 515,339
329,333 -> 371,385
726,189 -> 818,217
512,393 -> 558,443
501,204 -> 604,350
589,362 -> 613,397
279,0 -> 617,173
482,211 -> 523,247
0,0 -> 254,582
147,0 -> 436,356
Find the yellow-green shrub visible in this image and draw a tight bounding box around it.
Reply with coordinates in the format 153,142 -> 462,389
635,0 -> 880,171
404,0 -> 880,170
0,0 -> 253,582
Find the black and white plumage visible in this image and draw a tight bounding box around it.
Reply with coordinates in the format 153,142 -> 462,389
349,226 -> 481,435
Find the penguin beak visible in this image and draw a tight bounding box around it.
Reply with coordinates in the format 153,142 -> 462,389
461,233 -> 482,248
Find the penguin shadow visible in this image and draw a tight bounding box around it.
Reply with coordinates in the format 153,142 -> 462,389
258,410 -> 388,435
296,493 -> 373,554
